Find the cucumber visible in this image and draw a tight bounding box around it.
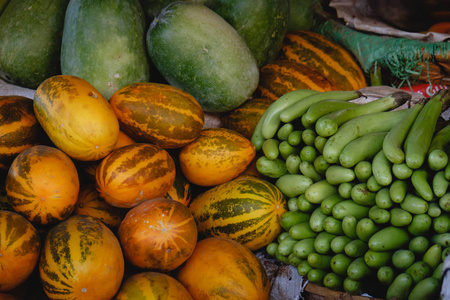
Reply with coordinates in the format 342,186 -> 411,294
61,0 -> 150,100
208,0 -> 289,67
368,226 -> 410,251
0,0 -> 70,88
147,2 -> 259,112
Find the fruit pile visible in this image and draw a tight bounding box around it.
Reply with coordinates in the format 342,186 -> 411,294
255,87 -> 450,299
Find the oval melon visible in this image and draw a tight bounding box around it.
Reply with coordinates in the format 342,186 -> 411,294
61,0 -> 150,100
33,75 -> 120,161
109,82 -> 204,149
146,2 -> 259,113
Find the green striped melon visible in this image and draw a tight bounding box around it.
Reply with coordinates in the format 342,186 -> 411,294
95,143 -> 176,208
109,82 -> 204,149
39,215 -> 124,300
188,176 -> 287,251
0,96 -> 47,173
254,59 -> 336,101
278,30 -> 367,91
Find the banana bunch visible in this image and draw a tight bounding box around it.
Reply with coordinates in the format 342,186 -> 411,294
252,88 -> 450,299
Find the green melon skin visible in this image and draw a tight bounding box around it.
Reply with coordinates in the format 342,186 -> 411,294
146,2 -> 259,113
0,0 -> 70,89
0,0 -> 10,15
287,0 -> 316,32
139,0 -> 211,23
61,0 -> 150,100
208,0 -> 290,68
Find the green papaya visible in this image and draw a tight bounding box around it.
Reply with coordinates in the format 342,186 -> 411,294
61,0 -> 150,100
0,0 -> 70,88
146,2 -> 259,113
208,0 -> 290,67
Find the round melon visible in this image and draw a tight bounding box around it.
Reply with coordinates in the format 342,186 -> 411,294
39,214 -> 124,300
6,145 -> 79,225
33,74 -> 120,161
179,128 -> 256,186
0,210 -> 40,292
118,198 -> 198,271
115,272 -> 193,300
254,59 -> 337,101
176,237 -> 271,300
188,176 -> 287,251
73,184 -> 125,230
220,97 -> 273,141
278,30 -> 367,91
75,130 -> 135,183
109,82 -> 204,149
95,143 -> 176,208
0,96 -> 47,173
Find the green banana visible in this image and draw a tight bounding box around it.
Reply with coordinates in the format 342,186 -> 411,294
382,98 -> 425,165
322,109 -> 410,164
279,90 -> 361,123
315,91 -> 411,137
404,88 -> 450,169
261,89 -> 319,139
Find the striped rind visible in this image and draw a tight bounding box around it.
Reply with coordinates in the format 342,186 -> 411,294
73,184 -> 124,229
5,145 -> 79,225
179,128 -> 256,186
221,98 -> 273,140
279,30 -> 367,91
255,60 -> 336,101
110,82 -> 204,149
39,215 -> 124,300
0,210 -> 40,292
188,176 -> 287,251
95,143 -> 176,208
115,272 -> 193,300
176,237 -> 271,299
118,198 -> 198,271
0,96 -> 46,171
33,75 -> 120,161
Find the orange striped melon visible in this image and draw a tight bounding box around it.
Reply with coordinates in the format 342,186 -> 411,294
95,143 -> 176,208
114,272 -> 193,300
72,184 -> 125,230
0,96 -> 47,173
109,82 -> 204,149
254,59 -> 337,101
39,214 -> 124,300
179,128 -> 256,186
33,75 -> 120,161
176,237 -> 271,300
220,97 -> 273,140
278,30 -> 367,91
5,145 -> 79,225
118,198 -> 198,271
0,210 -> 40,292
